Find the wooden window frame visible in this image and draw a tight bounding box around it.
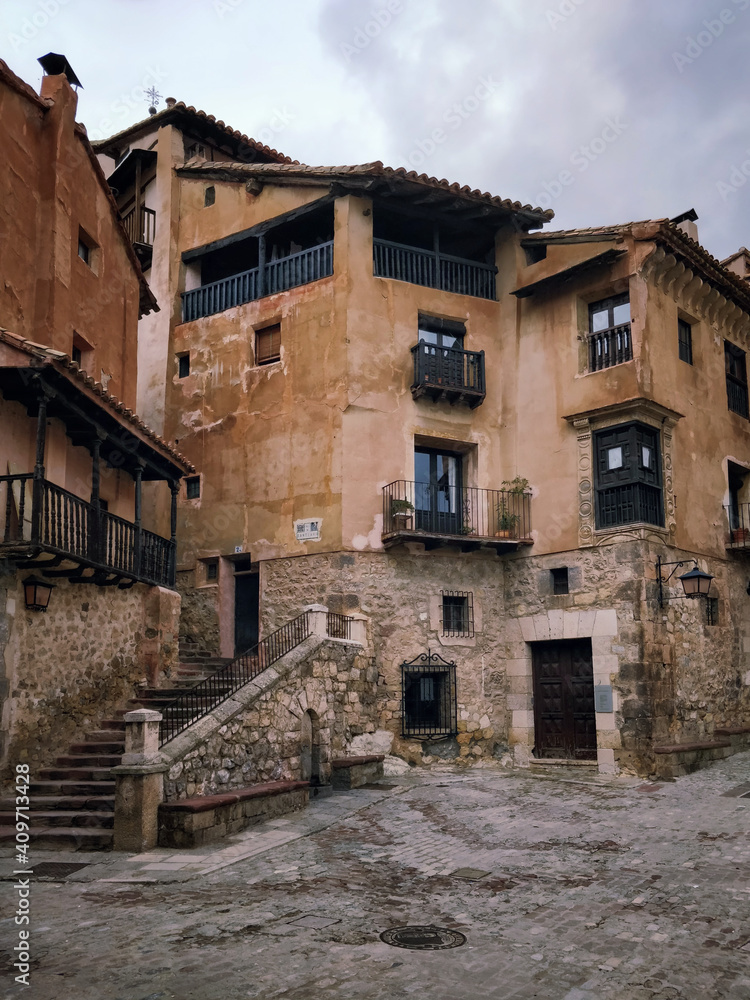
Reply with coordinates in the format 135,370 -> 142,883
255,323 -> 281,366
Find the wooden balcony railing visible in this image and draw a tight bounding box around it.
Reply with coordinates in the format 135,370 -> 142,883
588,323 -> 632,372
181,241 -> 334,322
411,341 -> 485,407
382,480 -> 532,548
122,206 -> 156,246
373,238 -> 497,300
0,474 -> 175,587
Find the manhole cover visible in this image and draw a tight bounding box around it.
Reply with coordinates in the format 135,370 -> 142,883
32,862 -> 90,878
450,867 -> 490,880
380,925 -> 466,950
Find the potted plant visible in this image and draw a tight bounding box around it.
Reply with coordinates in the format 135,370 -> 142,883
391,498 -> 414,524
496,477 -> 528,538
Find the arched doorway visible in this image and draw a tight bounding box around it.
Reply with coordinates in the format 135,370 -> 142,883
300,709 -> 323,786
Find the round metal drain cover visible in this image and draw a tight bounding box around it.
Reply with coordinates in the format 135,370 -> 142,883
380,925 -> 466,950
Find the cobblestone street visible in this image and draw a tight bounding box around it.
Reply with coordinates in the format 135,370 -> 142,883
2,754 -> 749,1000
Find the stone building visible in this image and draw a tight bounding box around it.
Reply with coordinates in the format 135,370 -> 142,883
0,57 -> 193,779
92,106 -> 750,778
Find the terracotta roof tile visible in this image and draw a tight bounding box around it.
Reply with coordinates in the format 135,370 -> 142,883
0,330 -> 194,473
91,101 -> 295,165
177,160 -> 553,221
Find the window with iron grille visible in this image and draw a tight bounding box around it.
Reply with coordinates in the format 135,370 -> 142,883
594,422 -> 663,529
441,591 -> 474,637
255,323 -> 281,365
401,655 -> 457,739
725,340 -> 749,418
678,319 -> 693,365
185,476 -> 200,499
551,567 -> 569,595
706,597 -> 719,626
588,294 -> 631,371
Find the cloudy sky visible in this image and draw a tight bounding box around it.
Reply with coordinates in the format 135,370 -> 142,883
2,0 -> 749,259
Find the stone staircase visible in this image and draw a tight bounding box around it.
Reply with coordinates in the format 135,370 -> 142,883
0,641 -> 231,851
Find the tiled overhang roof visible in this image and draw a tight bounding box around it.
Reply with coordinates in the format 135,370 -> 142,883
177,160 -> 554,226
91,102 -> 295,165
0,330 -> 194,475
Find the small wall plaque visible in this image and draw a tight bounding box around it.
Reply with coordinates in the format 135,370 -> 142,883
595,684 -> 613,714
295,519 -> 321,541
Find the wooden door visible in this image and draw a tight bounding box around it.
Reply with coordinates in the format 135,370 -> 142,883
234,572 -> 259,656
532,640 -> 597,759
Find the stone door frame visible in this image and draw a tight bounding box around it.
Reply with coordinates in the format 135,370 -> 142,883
507,608 -> 620,774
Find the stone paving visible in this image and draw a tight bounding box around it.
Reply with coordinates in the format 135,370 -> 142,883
1,754 -> 749,999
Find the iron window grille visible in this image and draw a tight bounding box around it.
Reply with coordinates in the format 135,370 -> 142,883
588,294 -> 632,372
401,652 -> 457,739
441,591 -> 474,637
551,567 -> 569,595
706,597 -> 719,626
594,422 -> 663,529
725,340 -> 749,418
678,318 -> 693,365
185,476 -> 201,499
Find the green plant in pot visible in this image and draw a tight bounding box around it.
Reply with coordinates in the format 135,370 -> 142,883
391,498 -> 414,518
496,477 -> 528,537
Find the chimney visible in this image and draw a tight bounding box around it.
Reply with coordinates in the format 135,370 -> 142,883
165,97 -> 177,108
37,52 -> 82,117
722,248 -> 750,282
670,208 -> 699,243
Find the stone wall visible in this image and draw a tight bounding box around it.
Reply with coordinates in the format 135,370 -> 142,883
0,562 -> 179,783
175,569 -> 220,652
163,638 -> 380,800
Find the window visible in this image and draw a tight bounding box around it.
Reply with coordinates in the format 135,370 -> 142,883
204,185 -> 215,207
551,568 -> 569,595
71,333 -> 93,371
441,591 -> 474,637
414,447 -> 463,534
255,323 -> 281,365
185,476 -> 200,499
401,658 -> 457,738
72,345 -> 82,364
678,318 -> 693,365
588,294 -> 631,371
178,353 -> 190,378
594,422 -> 663,528
206,561 -> 218,581
725,340 -> 749,418
77,227 -> 99,272
706,597 -> 719,626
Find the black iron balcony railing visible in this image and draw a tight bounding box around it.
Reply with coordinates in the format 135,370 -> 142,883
122,205 -> 156,246
373,238 -> 497,300
411,341 -> 486,407
0,474 -> 175,588
726,374 -> 749,418
725,502 -> 750,547
181,241 -> 334,322
588,323 -> 632,372
382,480 -> 532,544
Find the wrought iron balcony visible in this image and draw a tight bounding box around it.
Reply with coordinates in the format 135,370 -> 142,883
373,238 -> 497,300
1,475 -> 175,588
725,502 -> 750,548
181,241 -> 334,322
382,480 -> 532,553
588,323 -> 632,372
411,341 -> 485,408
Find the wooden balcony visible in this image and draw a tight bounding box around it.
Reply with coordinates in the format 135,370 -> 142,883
382,480 -> 532,553
588,323 -> 632,372
1,475 -> 175,588
373,238 -> 497,300
411,341 -> 485,408
181,241 -> 334,322
122,206 -> 156,269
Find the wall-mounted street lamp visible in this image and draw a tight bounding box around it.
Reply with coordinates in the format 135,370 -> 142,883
23,575 -> 55,612
656,556 -> 713,608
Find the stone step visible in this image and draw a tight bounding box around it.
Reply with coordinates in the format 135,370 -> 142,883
652,739 -> 733,779
38,767 -> 115,782
0,809 -> 113,828
30,780 -> 116,797
73,740 -> 124,754
95,720 -> 126,732
0,794 -> 114,812
0,826 -> 113,850
55,754 -> 122,768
